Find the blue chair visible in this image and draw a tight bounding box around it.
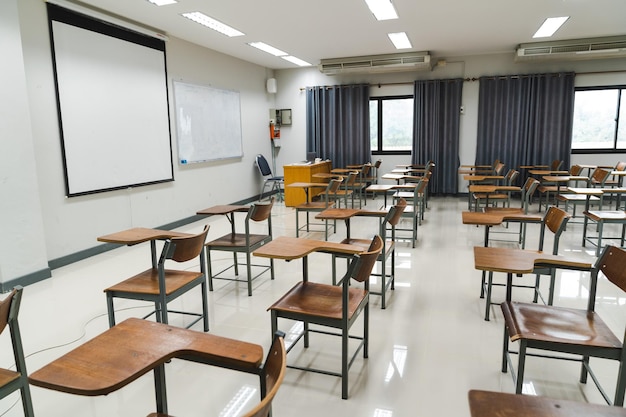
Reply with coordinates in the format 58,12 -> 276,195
256,154 -> 283,201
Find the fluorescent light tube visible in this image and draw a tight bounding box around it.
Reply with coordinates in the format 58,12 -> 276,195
181,12 -> 244,37
147,0 -> 177,5
365,0 -> 398,20
248,42 -> 287,56
281,56 -> 312,66
388,32 -> 412,49
533,16 -> 569,38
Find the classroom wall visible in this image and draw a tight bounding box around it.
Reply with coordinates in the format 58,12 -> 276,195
273,54 -> 626,190
5,0 -> 278,287
0,0 -> 50,288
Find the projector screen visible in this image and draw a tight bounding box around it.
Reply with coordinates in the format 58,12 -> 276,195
47,3 -> 173,197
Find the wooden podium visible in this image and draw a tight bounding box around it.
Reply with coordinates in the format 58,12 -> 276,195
284,161 -> 331,207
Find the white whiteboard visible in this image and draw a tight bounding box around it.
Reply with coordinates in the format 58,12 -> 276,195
173,81 -> 243,164
48,4 -> 173,196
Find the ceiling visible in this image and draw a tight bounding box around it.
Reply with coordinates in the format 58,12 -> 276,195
77,0 -> 626,70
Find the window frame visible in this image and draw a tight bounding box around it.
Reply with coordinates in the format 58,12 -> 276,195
571,85 -> 626,154
370,95 -> 413,156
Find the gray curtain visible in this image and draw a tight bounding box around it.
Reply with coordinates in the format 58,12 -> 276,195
412,78 -> 463,195
306,84 -> 370,167
476,72 -> 575,180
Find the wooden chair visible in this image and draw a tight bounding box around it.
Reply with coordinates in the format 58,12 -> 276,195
473,169 -> 519,210
0,287 -> 34,417
296,179 -> 342,239
468,389 -> 626,417
481,206 -> 570,320
501,245 -> 626,406
330,171 -> 357,208
484,177 -> 540,248
105,226 -> 210,331
205,199 -> 274,296
146,331 -> 286,417
268,235 -> 383,399
550,159 -> 564,171
556,164 -> 600,217
332,198 -> 407,309
390,179 -> 426,247
351,163 -> 372,208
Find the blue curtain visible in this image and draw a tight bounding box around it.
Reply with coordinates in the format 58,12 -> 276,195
306,84 -> 370,167
412,78 -> 463,195
476,72 -> 575,179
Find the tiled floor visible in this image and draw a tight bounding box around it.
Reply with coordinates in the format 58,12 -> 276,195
1,194 -> 624,416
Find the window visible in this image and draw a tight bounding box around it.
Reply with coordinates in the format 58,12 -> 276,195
370,96 -> 413,154
572,86 -> 626,152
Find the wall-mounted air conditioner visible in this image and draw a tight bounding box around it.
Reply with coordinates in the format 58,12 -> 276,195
515,36 -> 626,62
319,52 -> 431,75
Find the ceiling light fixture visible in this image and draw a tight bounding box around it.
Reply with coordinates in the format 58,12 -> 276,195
388,32 -> 412,49
281,56 -> 312,67
147,0 -> 177,5
533,16 -> 569,38
181,12 -> 244,37
364,0 -> 398,20
248,42 -> 287,56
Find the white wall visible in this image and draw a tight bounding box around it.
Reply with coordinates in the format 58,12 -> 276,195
0,0 -> 49,287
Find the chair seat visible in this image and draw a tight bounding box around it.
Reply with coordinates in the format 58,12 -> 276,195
538,185 -> 565,193
473,193 -> 508,200
557,194 -> 600,203
296,201 -> 335,210
205,233 -> 270,248
501,301 -> 622,348
339,238 -> 394,261
268,281 -> 367,320
484,207 -> 523,214
0,368 -> 20,387
104,268 -> 204,296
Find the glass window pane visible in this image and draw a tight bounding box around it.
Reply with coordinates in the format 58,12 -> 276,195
572,89 -> 618,149
381,98 -> 413,151
369,100 -> 378,152
617,90 -> 626,149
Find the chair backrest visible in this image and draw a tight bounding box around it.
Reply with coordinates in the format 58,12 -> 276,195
551,159 -> 563,171
250,198 -> 274,222
0,286 -> 33,416
598,246 -> 626,293
521,178 -> 540,212
540,206 -> 570,254
504,169 -> 519,185
386,198 -> 407,227
591,168 -> 611,186
167,225 -> 210,263
255,154 -> 273,177
243,332 -> 286,417
616,161 -> 626,172
570,164 -> 583,175
324,179 -> 343,202
349,235 -> 384,283
344,171 -> 358,187
373,159 -> 382,169
0,288 -> 19,335
493,161 -> 506,175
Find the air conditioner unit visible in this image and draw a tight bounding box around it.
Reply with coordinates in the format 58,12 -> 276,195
515,36 -> 626,62
319,52 -> 431,75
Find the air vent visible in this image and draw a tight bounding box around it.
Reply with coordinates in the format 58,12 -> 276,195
319,52 -> 431,74
515,36 -> 626,62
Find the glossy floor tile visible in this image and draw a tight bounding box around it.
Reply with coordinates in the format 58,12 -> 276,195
1,195 -> 624,416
